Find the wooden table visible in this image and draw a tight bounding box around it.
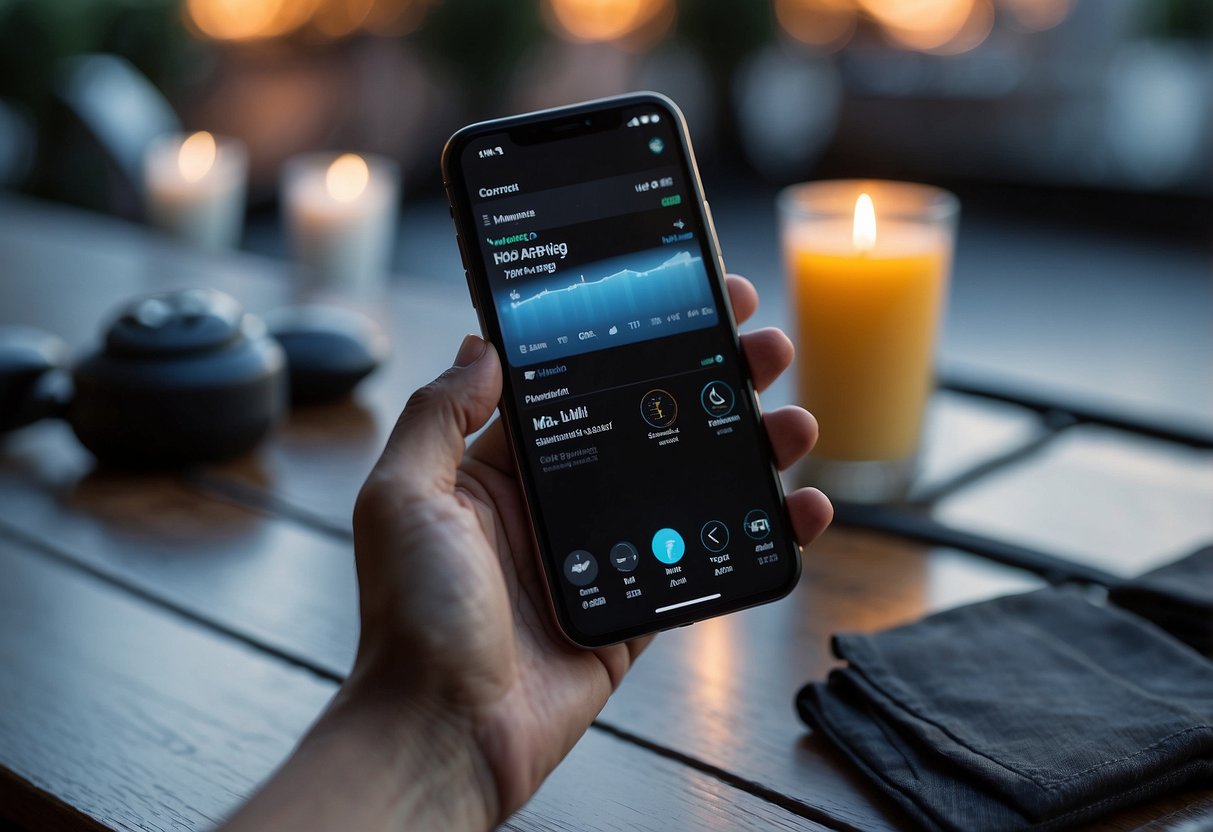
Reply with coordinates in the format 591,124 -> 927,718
1,196 -> 1211,831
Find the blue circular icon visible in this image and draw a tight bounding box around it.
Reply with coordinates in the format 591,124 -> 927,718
651,528 -> 685,564
648,137 -> 665,154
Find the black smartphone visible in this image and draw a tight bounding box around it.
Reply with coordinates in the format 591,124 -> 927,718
442,92 -> 800,647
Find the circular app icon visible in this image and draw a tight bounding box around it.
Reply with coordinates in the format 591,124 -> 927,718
700,520 -> 729,553
700,381 -> 735,417
609,542 -> 640,573
640,388 -> 678,429
563,549 -> 598,586
743,510 -> 772,541
650,528 -> 685,564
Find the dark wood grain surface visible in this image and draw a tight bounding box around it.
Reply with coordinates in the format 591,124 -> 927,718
0,422 -> 359,677
0,535 -> 336,832
0,534 -> 828,832
2,196 -> 1210,831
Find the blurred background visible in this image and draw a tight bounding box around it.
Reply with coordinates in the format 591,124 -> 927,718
1,0 -> 1210,425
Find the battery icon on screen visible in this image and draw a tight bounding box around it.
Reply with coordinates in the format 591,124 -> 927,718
661,194 -> 682,207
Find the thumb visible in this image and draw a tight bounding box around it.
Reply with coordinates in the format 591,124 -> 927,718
375,334 -> 502,497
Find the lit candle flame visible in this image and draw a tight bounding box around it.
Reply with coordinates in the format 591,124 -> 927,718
326,153 -> 370,202
853,192 -> 876,252
178,131 -> 217,183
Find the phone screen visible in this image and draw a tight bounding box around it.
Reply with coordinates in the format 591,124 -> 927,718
445,95 -> 798,645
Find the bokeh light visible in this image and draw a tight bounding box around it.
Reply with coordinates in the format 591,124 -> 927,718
177,131 -> 217,182
544,0 -> 673,44
1000,0 -> 1073,32
928,0 -> 995,55
312,0 -> 377,38
326,153 -> 370,202
860,0 -> 988,53
185,0 -> 432,41
774,0 -> 858,51
186,0 -> 317,41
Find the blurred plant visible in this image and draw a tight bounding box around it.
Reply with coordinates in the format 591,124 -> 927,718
417,0 -> 545,101
0,0 -> 193,111
0,0 -> 199,204
1143,0 -> 1213,40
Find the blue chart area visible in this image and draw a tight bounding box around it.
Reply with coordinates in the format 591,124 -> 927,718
497,247 -> 716,365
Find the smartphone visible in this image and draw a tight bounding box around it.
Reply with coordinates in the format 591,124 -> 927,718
442,92 -> 800,647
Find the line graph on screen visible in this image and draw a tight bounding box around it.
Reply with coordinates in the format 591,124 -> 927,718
496,248 -> 716,365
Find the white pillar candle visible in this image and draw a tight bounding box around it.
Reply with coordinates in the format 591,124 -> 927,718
143,131 -> 248,251
282,152 -> 399,295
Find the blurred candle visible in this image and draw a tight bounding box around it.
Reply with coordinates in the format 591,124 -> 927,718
143,131 -> 248,251
283,152 -> 399,295
778,180 -> 958,502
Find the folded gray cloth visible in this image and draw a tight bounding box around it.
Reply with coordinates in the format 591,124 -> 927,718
1110,545 -> 1213,657
797,587 -> 1213,832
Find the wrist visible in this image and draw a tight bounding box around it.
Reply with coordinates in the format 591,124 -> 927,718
317,672 -> 501,831
222,666 -> 502,832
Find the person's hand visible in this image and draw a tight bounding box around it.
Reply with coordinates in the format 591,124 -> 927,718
220,275 -> 832,832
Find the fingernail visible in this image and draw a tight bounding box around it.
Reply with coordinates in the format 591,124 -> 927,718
453,334 -> 487,367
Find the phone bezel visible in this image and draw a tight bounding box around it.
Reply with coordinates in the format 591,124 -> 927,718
441,92 -> 801,648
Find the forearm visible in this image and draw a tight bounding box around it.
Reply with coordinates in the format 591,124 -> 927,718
220,682 -> 498,832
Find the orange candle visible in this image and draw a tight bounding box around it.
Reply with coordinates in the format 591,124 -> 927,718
779,180 -> 958,502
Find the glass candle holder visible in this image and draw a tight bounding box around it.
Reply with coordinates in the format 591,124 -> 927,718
778,180 -> 959,504
143,131 -> 248,251
282,152 -> 400,297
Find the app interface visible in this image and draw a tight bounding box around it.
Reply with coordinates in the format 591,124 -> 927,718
457,104 -> 795,640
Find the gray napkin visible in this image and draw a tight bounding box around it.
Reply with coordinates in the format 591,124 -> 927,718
797,586 -> 1213,831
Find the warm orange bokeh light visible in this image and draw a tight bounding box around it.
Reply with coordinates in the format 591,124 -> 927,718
312,0 -> 376,37
544,0 -> 671,43
178,131 -> 217,182
186,0 -> 430,41
859,0 -> 973,51
186,0 -> 316,40
774,0 -> 857,50
928,0 -> 994,55
325,153 -> 370,202
1001,0 -> 1073,31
